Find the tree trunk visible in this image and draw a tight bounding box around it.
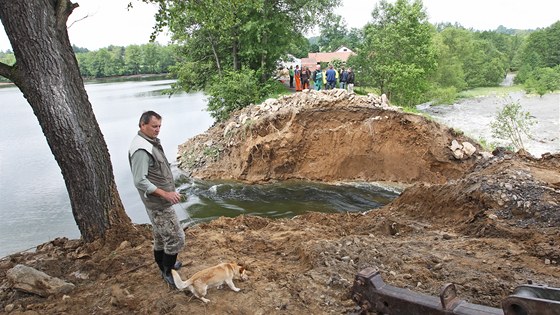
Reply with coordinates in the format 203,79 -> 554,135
232,22 -> 240,71
207,33 -> 222,74
0,0 -> 132,242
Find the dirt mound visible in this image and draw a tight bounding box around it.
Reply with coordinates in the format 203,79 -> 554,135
178,89 -> 479,184
2,91 -> 559,314
391,152 -> 560,229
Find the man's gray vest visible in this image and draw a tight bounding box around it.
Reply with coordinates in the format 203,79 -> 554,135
129,132 -> 175,211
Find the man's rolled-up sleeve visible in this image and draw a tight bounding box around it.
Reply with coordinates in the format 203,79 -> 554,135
130,150 -> 157,197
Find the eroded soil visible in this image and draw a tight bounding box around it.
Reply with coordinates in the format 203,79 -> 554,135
1,90 -> 559,314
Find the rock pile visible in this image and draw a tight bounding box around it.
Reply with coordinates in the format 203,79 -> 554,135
223,89 -> 395,138
474,153 -> 560,228
393,151 -> 560,229
448,139 -> 477,159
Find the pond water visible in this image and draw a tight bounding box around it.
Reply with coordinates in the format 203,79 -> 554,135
0,79 -> 400,258
175,179 -> 400,226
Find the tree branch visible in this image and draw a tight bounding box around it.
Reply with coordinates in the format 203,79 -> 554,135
0,61 -> 15,82
55,0 -> 79,32
68,13 -> 90,29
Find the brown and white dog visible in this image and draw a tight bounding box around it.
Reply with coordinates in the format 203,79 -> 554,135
171,262 -> 248,303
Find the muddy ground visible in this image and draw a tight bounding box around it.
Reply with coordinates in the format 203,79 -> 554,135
1,90 -> 559,314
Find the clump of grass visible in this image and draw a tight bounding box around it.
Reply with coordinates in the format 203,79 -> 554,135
458,85 -> 524,99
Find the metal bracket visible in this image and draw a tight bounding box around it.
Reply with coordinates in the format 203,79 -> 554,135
351,267 -> 560,315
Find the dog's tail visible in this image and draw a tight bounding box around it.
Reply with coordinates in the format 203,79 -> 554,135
171,269 -> 192,291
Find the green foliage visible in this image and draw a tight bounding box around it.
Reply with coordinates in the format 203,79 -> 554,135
206,68 -> 284,121
516,21 -> 560,84
203,146 -> 221,160
490,100 -> 537,151
138,0 -> 337,116
288,34 -> 312,59
317,14 -> 362,52
450,128 -> 464,136
330,59 -> 344,70
477,137 -> 496,152
75,43 -> 175,78
457,85 -> 524,99
145,0 -> 336,80
427,86 -> 458,105
361,0 -> 437,107
431,26 -> 509,91
309,43 -> 320,53
0,51 -> 15,82
72,45 -> 90,53
523,66 -> 560,96
318,14 -> 345,51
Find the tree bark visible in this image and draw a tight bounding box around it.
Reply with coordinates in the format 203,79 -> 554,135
0,0 -> 132,242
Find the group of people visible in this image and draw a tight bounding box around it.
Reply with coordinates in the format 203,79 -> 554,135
289,64 -> 355,93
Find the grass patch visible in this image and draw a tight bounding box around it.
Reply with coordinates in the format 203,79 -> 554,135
401,106 -> 434,121
478,138 -> 496,152
354,86 -> 381,95
458,85 -> 524,99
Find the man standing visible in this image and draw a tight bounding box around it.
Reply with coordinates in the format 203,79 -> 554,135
346,67 -> 355,93
313,65 -> 323,91
289,65 -> 294,88
129,111 -> 185,287
339,66 -> 348,89
325,64 -> 337,90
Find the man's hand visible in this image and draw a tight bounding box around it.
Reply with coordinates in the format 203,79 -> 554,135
153,188 -> 181,204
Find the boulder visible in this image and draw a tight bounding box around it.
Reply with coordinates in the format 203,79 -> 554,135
462,141 -> 477,157
7,264 -> 75,297
452,149 -> 464,160
449,140 -> 462,151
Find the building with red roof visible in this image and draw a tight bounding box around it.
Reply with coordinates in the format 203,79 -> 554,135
300,46 -> 355,70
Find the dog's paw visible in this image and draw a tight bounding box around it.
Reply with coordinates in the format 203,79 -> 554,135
201,297 -> 210,303
233,287 -> 241,292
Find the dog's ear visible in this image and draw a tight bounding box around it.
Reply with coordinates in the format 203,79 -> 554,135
236,263 -> 245,272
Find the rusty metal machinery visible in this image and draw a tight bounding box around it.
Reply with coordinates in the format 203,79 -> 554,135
351,267 -> 560,315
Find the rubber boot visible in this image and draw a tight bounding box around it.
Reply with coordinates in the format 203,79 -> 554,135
154,250 -> 165,273
154,250 -> 182,273
162,253 -> 178,288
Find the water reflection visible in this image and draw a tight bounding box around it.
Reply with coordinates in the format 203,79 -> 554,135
175,179 -> 401,226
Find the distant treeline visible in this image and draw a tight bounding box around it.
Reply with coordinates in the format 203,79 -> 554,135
75,43 -> 175,78
0,43 -> 175,82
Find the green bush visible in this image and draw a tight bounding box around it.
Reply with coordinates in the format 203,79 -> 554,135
206,68 -> 286,122
490,100 -> 537,151
524,66 -> 560,96
427,86 -> 458,105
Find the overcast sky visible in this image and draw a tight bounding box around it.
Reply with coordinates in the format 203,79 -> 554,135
1,0 -> 559,51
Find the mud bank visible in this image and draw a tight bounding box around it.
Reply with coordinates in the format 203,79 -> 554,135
177,89 -> 479,184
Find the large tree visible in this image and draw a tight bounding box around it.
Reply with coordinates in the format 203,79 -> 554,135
142,0 -> 337,90
0,0 -> 133,242
517,21 -> 560,84
318,14 -> 349,52
361,0 -> 436,107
